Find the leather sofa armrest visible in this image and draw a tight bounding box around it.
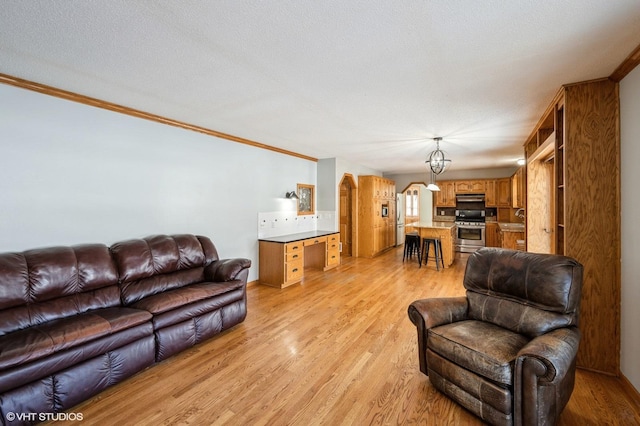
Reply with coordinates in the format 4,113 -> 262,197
514,327 -> 581,426
205,258 -> 252,282
408,297 -> 469,375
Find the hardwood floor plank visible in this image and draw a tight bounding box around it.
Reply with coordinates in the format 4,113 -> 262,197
49,247 -> 639,425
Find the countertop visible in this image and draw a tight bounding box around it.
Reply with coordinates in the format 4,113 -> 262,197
258,230 -> 338,244
498,222 -> 525,233
406,221 -> 456,230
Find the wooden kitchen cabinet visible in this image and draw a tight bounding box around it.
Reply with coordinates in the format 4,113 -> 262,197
485,180 -> 497,207
485,222 -> 500,247
455,180 -> 485,193
496,178 -> 511,207
511,167 -> 525,208
358,175 -> 396,257
435,181 -> 456,207
500,231 -> 525,250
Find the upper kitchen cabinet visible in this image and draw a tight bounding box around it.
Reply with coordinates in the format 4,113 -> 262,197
454,180 -> 485,194
496,178 -> 511,207
511,167 -> 525,208
435,181 -> 456,207
524,79 -> 620,376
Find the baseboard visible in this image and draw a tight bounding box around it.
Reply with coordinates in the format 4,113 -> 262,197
247,280 -> 259,288
620,373 -> 640,408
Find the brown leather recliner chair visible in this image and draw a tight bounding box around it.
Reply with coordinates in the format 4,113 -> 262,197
408,248 -> 583,426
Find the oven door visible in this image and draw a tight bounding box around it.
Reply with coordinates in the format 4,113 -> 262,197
455,226 -> 485,252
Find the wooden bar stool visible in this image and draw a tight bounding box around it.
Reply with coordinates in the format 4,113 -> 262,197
403,233 -> 421,264
421,237 -> 444,271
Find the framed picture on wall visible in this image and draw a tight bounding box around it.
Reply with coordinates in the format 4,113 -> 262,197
297,183 -> 315,215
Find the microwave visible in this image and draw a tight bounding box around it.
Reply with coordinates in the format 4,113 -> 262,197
381,204 -> 389,217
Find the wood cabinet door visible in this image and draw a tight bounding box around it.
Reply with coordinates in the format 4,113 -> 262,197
485,223 -> 500,247
470,180 -> 485,193
497,178 -> 512,207
485,180 -> 497,206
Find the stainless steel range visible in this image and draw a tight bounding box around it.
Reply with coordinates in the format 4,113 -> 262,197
455,209 -> 486,253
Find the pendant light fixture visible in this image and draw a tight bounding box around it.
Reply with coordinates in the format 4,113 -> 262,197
426,171 -> 440,192
427,137 -> 451,175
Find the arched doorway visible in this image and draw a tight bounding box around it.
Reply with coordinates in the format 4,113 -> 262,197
339,174 -> 357,257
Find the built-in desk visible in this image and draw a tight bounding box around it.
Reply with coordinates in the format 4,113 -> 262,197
258,231 -> 340,288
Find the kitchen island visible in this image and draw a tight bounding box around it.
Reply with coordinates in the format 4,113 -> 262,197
405,221 -> 456,268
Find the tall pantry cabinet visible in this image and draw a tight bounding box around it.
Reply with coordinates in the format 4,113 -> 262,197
525,79 -> 620,375
357,176 -> 396,258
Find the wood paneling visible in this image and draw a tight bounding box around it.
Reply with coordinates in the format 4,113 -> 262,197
563,80 -> 620,374
57,249 -> 640,426
526,79 -> 621,375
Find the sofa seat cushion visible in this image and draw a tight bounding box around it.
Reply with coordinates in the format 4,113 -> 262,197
428,320 -> 530,386
130,280 -> 244,316
0,307 -> 152,370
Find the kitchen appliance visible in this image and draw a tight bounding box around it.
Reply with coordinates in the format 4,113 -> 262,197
456,194 -> 485,203
455,209 -> 486,253
396,193 -> 405,246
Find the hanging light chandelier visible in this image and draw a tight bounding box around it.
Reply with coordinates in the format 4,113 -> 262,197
427,137 -> 451,175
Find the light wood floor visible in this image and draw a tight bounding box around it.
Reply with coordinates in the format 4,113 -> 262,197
58,247 -> 639,425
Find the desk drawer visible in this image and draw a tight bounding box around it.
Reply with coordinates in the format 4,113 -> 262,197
327,240 -> 340,251
327,248 -> 340,266
286,242 -> 304,253
327,233 -> 339,243
304,236 -> 327,246
286,251 -> 303,262
286,259 -> 304,282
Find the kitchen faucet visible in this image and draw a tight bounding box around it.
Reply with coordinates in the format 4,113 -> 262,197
515,208 -> 526,221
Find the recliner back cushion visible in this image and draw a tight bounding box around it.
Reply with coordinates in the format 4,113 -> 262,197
463,248 -> 583,336
0,244 -> 120,336
111,234 -> 219,305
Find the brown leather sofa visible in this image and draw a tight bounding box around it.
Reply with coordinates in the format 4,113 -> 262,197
408,247 -> 583,426
0,234 -> 250,425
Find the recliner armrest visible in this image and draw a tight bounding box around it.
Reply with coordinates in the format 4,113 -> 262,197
205,258 -> 252,282
408,297 -> 469,375
514,327 -> 581,425
408,297 -> 469,329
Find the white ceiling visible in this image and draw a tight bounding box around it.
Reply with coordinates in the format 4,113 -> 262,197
2,1 -> 640,174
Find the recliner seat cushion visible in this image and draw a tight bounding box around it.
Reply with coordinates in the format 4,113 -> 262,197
428,320 -> 530,385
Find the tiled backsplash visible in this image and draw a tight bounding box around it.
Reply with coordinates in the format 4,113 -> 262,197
258,211 -> 335,239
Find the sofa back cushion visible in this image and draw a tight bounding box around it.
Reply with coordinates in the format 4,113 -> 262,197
463,248 -> 583,337
0,244 -> 120,337
111,234 -> 219,305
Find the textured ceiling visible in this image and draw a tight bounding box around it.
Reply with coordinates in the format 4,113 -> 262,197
1,1 -> 640,174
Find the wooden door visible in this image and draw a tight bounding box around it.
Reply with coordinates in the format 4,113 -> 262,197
339,179 -> 353,256
527,149 -> 554,253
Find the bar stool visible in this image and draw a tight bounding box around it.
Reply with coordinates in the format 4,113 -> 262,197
403,232 -> 421,264
421,237 -> 444,271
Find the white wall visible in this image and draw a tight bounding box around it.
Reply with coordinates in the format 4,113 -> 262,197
0,84 -> 316,282
620,65 -> 640,392
319,157 -> 381,231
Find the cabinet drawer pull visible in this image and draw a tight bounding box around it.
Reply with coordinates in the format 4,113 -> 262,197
292,254 -> 298,259
292,268 -> 298,273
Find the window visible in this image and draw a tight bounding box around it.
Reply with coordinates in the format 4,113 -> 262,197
405,186 -> 420,220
